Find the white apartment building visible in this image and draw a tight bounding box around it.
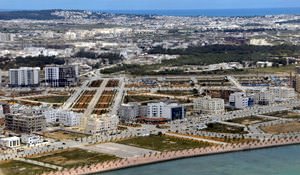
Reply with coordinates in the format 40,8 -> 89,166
193,96 -> 225,114
44,109 -> 82,127
147,102 -> 185,120
268,87 -> 296,101
9,67 -> 40,87
85,114 -> 119,134
21,134 -> 43,146
0,136 -> 20,148
255,90 -> 275,105
229,92 -> 254,109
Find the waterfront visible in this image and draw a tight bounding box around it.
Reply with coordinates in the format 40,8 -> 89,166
101,145 -> 300,175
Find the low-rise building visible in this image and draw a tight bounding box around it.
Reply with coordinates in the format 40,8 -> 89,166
0,136 -> 20,148
229,92 -> 254,109
254,90 -> 275,105
194,96 -> 225,114
268,87 -> 296,101
85,114 -> 118,134
147,102 -> 185,120
21,134 -> 44,146
5,114 -> 46,133
44,109 -> 82,127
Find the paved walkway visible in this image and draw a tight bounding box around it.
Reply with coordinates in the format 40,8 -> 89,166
78,142 -> 159,158
165,133 -> 227,145
14,158 -> 63,170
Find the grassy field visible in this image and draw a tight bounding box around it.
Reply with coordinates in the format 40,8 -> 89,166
260,122 -> 300,134
29,96 -> 69,103
247,64 -> 297,74
203,123 -> 248,134
30,148 -> 118,168
227,116 -> 271,125
43,130 -> 89,140
124,95 -> 165,103
156,90 -> 195,96
265,111 -> 300,119
117,135 -> 213,151
0,160 -> 51,175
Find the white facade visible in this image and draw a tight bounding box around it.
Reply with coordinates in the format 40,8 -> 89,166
0,136 -> 20,148
147,102 -> 185,120
21,134 -> 43,146
268,87 -> 296,101
44,66 -> 60,87
44,109 -> 82,127
86,114 -> 118,134
255,90 -> 275,105
9,67 -> 40,87
194,96 -> 225,114
229,92 -> 251,109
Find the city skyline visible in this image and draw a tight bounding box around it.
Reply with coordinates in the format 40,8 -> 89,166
0,0 -> 300,10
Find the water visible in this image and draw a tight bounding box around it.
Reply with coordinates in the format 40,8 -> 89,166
101,8 -> 300,17
100,145 -> 300,175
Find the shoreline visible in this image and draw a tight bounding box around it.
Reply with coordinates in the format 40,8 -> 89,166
42,137 -> 300,175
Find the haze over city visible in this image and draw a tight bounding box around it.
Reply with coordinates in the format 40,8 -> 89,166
1,0 -> 300,10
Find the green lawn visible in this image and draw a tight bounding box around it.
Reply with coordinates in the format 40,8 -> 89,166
124,95 -> 164,103
265,111 -> 300,119
204,123 -> 248,134
157,90 -> 195,96
0,160 -> 52,175
227,116 -> 271,125
29,96 -> 69,103
30,149 -> 118,168
117,135 -> 213,152
248,64 -> 297,74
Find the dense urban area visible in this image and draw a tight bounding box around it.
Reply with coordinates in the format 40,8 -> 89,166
1,10 -> 300,175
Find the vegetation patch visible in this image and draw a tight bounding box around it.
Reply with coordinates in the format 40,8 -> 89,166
0,160 -> 52,175
260,122 -> 300,134
203,123 -> 248,134
117,134 -> 213,151
30,148 -> 118,168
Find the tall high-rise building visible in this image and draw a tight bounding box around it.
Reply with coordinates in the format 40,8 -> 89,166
9,67 -> 40,87
44,65 -> 79,87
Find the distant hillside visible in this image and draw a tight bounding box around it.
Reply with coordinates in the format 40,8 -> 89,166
0,9 -> 113,20
0,10 -> 65,20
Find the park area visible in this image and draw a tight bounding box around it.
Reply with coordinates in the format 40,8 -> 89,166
260,122 -> 300,134
265,111 -> 300,119
116,134 -> 213,152
29,148 -> 118,168
43,130 -> 89,140
28,96 -> 69,104
227,116 -> 271,125
203,123 -> 248,134
0,160 -> 51,175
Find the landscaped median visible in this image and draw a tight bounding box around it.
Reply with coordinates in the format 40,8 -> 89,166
39,137 -> 300,175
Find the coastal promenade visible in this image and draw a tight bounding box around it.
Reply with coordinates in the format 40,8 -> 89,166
41,137 -> 300,175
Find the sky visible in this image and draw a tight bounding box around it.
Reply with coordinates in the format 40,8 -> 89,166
0,0 -> 300,10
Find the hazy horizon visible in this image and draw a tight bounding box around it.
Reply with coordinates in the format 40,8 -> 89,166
0,0 -> 300,11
